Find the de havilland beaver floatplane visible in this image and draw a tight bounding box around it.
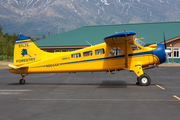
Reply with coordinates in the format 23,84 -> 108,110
8,31 -> 171,86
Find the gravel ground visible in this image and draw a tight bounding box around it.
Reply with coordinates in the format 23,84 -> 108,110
0,61 -> 12,69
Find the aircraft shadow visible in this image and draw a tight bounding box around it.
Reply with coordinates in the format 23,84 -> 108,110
8,80 -> 131,88
98,81 -> 127,88
8,80 -> 157,88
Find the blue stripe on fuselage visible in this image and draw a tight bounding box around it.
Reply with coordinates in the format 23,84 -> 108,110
60,55 -> 125,65
60,51 -> 154,65
31,51 -> 157,68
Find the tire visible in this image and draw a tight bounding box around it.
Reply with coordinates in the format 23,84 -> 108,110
137,73 -> 151,86
137,73 -> 147,82
19,79 -> 26,84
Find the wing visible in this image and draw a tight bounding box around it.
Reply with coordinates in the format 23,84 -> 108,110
104,31 -> 136,45
104,31 -> 136,68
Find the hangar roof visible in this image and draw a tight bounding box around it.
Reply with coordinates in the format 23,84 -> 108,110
34,21 -> 180,47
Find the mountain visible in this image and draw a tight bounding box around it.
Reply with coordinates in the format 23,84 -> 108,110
1,0 -> 180,38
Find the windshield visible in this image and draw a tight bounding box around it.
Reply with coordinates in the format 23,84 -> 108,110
135,40 -> 145,47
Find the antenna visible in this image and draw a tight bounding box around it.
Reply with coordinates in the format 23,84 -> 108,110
48,32 -> 51,37
86,41 -> 93,46
137,37 -> 144,40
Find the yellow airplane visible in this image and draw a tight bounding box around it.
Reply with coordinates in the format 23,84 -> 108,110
8,31 -> 170,86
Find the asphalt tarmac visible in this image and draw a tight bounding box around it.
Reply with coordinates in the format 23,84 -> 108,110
0,67 -> 180,120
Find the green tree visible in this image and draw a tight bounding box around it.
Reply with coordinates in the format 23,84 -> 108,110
42,34 -> 46,39
12,33 -> 18,43
0,24 -> 48,60
7,40 -> 14,56
0,25 -> 3,37
36,37 -> 40,41
4,33 -> 10,41
0,36 -> 3,55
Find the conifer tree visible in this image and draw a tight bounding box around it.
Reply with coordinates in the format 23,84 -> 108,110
0,25 -> 3,37
0,36 -> 3,55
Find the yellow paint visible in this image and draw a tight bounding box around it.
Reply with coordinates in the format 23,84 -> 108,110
156,84 -> 165,90
173,95 -> 180,101
8,34 -> 159,79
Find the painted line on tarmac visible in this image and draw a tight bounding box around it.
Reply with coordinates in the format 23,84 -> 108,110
0,90 -> 32,95
173,95 -> 180,101
19,98 -> 179,102
0,90 -> 32,92
0,92 -> 22,95
156,84 -> 165,90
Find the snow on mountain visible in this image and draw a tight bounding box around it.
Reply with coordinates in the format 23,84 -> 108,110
0,0 -> 180,38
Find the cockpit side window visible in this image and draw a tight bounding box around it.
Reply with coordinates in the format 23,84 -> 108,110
135,40 -> 145,47
108,47 -> 123,56
131,44 -> 141,51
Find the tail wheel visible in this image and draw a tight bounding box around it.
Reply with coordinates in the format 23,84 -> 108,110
137,73 -> 151,86
19,79 -> 26,84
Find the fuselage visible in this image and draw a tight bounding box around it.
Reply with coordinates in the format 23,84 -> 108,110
8,40 -> 166,74
7,31 -> 168,86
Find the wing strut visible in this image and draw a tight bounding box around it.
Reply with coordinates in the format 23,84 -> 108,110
125,34 -> 128,68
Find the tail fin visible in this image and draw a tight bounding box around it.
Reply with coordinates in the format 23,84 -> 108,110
13,35 -> 45,66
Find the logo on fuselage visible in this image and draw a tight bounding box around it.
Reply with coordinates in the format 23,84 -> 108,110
16,49 -> 36,63
19,43 -> 30,48
21,49 -> 31,57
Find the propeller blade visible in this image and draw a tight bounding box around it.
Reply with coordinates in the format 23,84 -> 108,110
163,31 -> 167,49
165,49 -> 172,54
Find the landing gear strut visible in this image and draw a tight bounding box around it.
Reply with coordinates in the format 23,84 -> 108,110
133,64 -> 151,86
19,74 -> 28,84
137,73 -> 151,86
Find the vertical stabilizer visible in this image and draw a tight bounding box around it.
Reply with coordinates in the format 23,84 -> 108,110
13,35 -> 45,66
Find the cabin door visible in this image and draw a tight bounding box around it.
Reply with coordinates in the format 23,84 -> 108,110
107,47 -> 125,70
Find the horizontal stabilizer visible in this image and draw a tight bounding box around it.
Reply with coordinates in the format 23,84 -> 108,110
9,64 -> 28,71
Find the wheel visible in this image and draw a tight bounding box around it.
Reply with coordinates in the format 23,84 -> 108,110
137,73 -> 151,86
136,73 -> 147,85
19,79 -> 26,84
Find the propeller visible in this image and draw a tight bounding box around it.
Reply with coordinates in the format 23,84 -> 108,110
163,31 -> 172,55
163,31 -> 167,49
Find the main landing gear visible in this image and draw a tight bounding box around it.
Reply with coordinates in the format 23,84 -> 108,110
136,73 -> 151,86
19,74 -> 28,84
133,64 -> 151,86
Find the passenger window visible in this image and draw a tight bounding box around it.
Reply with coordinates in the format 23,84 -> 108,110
83,51 -> 93,57
108,47 -> 123,56
95,49 -> 105,55
71,53 -> 81,58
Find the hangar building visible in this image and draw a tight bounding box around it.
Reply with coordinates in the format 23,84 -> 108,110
34,21 -> 180,63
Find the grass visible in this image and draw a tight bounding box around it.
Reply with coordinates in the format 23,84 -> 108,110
0,60 -> 12,69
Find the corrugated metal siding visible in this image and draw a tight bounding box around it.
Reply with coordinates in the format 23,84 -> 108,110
166,58 -> 180,63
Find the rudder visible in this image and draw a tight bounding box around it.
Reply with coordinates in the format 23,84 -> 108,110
13,35 -> 44,66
